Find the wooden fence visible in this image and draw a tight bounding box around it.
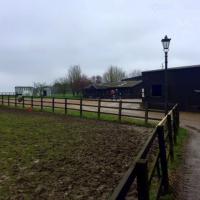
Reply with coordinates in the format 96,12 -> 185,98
110,104 -> 180,200
0,95 -> 165,123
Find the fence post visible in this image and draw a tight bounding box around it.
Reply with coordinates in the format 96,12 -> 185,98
145,102 -> 148,124
136,159 -> 149,200
8,95 -> 10,106
167,114 -> 174,161
172,109 -> 177,145
118,100 -> 122,122
80,98 -> 83,117
156,162 -> 161,178
65,98 -> 67,115
176,106 -> 180,130
157,125 -> 169,194
41,96 -> 43,111
22,96 -> 25,108
15,95 -> 17,107
98,98 -> 101,119
52,97 -> 55,113
31,96 -> 33,108
2,95 -> 4,105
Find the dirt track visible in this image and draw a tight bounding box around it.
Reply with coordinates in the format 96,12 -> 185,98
175,112 -> 200,200
2,97 -> 165,121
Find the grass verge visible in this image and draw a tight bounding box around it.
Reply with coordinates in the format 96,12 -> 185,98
0,104 -> 156,128
150,128 -> 188,200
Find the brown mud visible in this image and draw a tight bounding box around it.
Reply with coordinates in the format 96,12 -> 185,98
0,107 -> 153,200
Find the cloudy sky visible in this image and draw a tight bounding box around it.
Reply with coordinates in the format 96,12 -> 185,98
0,0 -> 199,91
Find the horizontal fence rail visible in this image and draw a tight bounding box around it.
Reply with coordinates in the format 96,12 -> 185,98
0,92 -> 16,96
0,95 -> 165,123
110,104 -> 180,200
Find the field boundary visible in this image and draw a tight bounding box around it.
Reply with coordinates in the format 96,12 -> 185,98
0,95 -> 164,123
110,104 -> 180,200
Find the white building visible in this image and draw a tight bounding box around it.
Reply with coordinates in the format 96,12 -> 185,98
15,86 -> 34,96
15,86 -> 52,97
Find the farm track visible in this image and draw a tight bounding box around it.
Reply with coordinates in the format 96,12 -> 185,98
0,107 -> 153,200
173,112 -> 200,200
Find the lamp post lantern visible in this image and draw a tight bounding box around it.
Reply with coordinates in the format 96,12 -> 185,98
161,35 -> 171,115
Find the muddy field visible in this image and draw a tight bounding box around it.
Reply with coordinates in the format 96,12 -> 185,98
0,107 -> 153,200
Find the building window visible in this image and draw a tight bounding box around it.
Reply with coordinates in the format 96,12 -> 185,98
151,85 -> 162,97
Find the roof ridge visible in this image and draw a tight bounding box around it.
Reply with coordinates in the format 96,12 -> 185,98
143,64 -> 200,73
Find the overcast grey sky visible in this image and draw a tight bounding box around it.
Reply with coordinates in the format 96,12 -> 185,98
0,0 -> 200,91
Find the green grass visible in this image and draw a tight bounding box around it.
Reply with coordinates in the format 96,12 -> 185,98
13,92 -> 82,99
51,93 -> 82,99
150,128 -> 188,200
159,128 -> 188,200
42,107 -> 155,128
25,94 -> 81,99
169,128 -> 188,170
0,103 -> 156,128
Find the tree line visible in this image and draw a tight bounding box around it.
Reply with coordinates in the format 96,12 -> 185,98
34,65 -> 141,96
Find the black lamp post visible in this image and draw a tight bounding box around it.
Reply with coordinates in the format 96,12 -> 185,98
161,35 -> 171,115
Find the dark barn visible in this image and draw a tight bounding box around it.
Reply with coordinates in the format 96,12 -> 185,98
83,80 -> 142,99
142,65 -> 200,111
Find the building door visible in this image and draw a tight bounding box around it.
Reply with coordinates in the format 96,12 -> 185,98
43,90 -> 47,97
188,89 -> 200,110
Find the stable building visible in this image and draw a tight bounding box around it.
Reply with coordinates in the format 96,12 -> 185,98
83,80 -> 143,99
15,86 -> 34,96
15,86 -> 52,97
142,65 -> 200,111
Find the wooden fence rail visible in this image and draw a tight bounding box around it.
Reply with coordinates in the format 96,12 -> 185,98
110,104 -> 180,200
0,95 -> 165,123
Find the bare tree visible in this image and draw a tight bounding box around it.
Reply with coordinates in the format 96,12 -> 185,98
91,75 -> 102,84
129,69 -> 142,78
68,65 -> 91,95
96,75 -> 102,84
91,76 -> 96,84
33,82 -> 47,96
52,78 -> 70,95
68,65 -> 82,95
80,74 -> 91,89
103,66 -> 126,83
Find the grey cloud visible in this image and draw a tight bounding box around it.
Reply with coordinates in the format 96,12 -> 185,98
0,0 -> 200,91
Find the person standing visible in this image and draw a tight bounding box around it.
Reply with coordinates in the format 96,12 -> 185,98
110,89 -> 115,100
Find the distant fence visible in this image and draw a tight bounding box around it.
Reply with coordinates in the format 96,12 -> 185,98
110,104 -> 179,200
0,92 -> 15,96
0,95 -> 165,123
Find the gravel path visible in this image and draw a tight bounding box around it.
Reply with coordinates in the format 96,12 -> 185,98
176,112 -> 200,200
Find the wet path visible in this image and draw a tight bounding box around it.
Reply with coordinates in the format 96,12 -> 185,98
177,112 -> 200,200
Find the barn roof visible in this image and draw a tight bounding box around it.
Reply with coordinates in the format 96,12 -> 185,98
142,64 -> 200,73
122,75 -> 142,81
15,86 -> 34,89
85,80 -> 142,90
